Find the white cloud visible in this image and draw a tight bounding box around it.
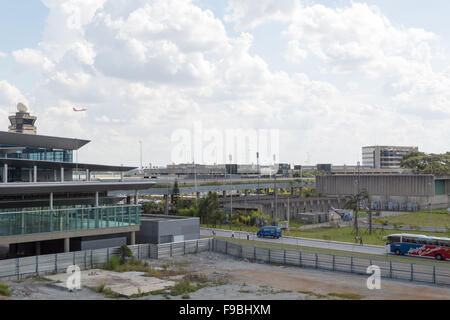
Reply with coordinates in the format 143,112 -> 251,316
0,51 -> 7,58
12,48 -> 55,73
224,0 -> 299,31
2,0 -> 450,166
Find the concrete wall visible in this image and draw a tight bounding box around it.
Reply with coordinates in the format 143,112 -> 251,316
316,174 -> 449,210
316,174 -> 434,197
80,236 -> 126,251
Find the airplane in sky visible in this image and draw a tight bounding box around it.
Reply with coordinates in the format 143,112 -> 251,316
73,107 -> 87,112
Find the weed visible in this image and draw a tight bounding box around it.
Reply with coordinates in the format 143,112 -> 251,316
170,278 -> 207,296
0,284 -> 11,297
298,291 -> 328,299
328,292 -> 362,300
182,294 -> 190,299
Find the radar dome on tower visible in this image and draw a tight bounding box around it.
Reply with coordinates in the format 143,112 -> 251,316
17,103 -> 28,113
8,103 -> 37,134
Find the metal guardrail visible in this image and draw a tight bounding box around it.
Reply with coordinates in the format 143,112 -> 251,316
0,238 -> 212,280
212,239 -> 450,286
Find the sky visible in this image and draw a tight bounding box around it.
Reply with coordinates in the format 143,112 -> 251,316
0,0 -> 449,167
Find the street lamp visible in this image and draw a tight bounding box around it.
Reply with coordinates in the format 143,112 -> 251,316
139,141 -> 143,172
273,154 -> 278,222
428,181 -> 433,227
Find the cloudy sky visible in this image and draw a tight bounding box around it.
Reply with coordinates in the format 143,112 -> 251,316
0,0 -> 449,167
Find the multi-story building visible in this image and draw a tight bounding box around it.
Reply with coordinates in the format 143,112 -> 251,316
0,106 -> 155,258
362,146 -> 418,169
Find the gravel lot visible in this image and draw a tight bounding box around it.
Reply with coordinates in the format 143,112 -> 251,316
1,251 -> 449,300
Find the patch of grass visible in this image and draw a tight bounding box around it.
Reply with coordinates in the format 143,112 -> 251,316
129,288 -> 152,299
170,277 -> 207,296
298,290 -> 328,299
182,294 -> 190,299
374,210 -> 449,229
328,292 -> 363,300
92,283 -> 122,299
150,289 -> 168,295
184,274 -> 209,284
102,257 -> 151,273
238,289 -> 253,294
0,284 -> 12,297
32,276 -> 52,282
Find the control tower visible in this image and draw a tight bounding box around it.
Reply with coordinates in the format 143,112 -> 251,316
8,103 -> 37,135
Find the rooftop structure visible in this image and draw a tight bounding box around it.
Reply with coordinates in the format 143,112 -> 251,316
8,103 -> 37,135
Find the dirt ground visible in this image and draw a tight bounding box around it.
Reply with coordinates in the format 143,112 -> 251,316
1,252 -> 449,300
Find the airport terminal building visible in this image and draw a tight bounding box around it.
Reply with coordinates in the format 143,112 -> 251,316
0,104 -> 155,258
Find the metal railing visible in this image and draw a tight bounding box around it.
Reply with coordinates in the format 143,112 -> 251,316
0,205 -> 141,237
212,239 -> 450,286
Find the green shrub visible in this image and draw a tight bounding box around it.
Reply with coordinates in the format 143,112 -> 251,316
0,284 -> 11,297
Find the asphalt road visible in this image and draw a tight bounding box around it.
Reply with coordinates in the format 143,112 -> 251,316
201,228 -> 386,255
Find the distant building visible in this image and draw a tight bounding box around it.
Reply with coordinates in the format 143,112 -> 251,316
316,174 -> 450,210
8,103 -> 37,135
362,146 -> 418,169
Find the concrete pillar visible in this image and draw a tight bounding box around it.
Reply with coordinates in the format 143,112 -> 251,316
120,171 -> 123,181
33,165 -> 37,183
60,167 -> 64,182
3,163 -> 7,183
9,244 -> 17,258
95,191 -> 99,207
53,169 -> 57,182
134,190 -> 139,205
50,192 -> 54,210
86,169 -> 90,181
130,231 -> 136,245
29,168 -> 32,182
35,242 -> 41,256
64,238 -> 70,252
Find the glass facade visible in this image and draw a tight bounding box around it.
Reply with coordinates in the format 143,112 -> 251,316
0,205 -> 140,237
4,147 -> 73,162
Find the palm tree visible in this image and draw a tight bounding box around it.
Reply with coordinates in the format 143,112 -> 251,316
344,189 -> 369,236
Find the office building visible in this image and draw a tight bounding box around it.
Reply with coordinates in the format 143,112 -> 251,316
362,146 -> 418,169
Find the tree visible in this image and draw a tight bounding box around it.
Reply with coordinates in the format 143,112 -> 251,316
118,245 -> 133,264
171,179 -> 180,206
344,189 -> 369,236
401,151 -> 450,175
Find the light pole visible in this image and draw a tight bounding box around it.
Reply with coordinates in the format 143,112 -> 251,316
428,181 -> 433,227
194,162 -> 198,207
273,154 -> 278,222
229,154 -> 233,219
257,152 -> 260,202
139,141 -> 143,172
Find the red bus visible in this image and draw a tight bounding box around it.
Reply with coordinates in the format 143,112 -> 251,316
384,233 -> 450,261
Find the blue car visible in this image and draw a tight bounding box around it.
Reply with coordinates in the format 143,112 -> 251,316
257,226 -> 282,239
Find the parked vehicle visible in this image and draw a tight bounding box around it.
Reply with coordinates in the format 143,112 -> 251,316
257,226 -> 282,239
